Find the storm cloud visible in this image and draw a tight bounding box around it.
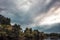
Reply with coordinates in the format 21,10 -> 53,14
0,0 -> 60,32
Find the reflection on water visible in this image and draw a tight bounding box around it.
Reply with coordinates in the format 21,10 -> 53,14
44,39 -> 60,40
43,37 -> 60,40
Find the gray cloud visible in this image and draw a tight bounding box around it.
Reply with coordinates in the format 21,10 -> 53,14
0,0 -> 60,32
44,0 -> 60,12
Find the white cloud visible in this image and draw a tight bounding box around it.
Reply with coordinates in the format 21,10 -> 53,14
39,7 -> 60,25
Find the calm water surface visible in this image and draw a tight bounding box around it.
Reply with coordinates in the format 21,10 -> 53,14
44,37 -> 60,40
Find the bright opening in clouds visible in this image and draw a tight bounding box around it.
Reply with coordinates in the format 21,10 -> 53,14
39,7 -> 60,25
0,0 -> 60,32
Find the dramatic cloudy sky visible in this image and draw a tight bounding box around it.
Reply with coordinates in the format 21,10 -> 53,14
0,0 -> 60,33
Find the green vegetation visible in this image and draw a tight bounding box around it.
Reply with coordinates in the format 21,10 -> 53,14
0,15 -> 60,40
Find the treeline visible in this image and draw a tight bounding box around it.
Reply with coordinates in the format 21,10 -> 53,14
0,14 -> 60,40
0,15 -> 10,25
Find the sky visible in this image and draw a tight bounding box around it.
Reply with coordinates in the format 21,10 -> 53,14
0,0 -> 60,33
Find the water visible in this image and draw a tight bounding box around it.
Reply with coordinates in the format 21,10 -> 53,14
44,37 -> 60,40
44,39 -> 60,40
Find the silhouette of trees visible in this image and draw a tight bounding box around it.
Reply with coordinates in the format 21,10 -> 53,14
0,15 -> 11,25
24,28 -> 33,40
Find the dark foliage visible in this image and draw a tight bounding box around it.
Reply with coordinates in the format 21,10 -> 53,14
0,15 -> 11,25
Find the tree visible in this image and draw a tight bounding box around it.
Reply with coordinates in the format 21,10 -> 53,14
24,28 -> 33,40
32,30 -> 40,40
12,24 -> 22,40
0,15 -> 11,25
